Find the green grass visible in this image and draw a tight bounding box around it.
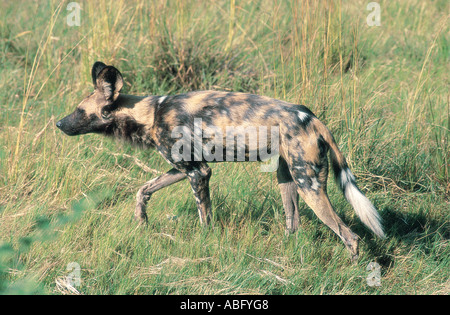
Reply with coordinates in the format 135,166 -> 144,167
0,0 -> 448,295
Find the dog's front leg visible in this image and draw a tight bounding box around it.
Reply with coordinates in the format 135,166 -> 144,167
135,168 -> 186,223
186,163 -> 213,226
277,157 -> 300,233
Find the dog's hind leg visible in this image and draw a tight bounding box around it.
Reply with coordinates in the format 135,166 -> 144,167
298,186 -> 359,261
289,159 -> 360,261
135,168 -> 186,223
277,157 -> 300,233
284,130 -> 360,260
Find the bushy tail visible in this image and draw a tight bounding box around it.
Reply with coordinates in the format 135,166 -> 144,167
317,123 -> 385,238
335,167 -> 385,238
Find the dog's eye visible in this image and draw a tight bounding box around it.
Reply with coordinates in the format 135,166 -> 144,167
101,110 -> 111,119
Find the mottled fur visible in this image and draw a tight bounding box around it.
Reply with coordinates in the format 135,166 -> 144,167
57,62 -> 384,260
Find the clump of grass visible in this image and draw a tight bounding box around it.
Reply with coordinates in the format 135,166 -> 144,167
148,34 -> 260,93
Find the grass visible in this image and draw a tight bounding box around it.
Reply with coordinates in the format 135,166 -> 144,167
0,0 -> 448,295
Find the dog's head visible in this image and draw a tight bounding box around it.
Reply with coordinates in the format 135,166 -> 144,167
56,62 -> 123,136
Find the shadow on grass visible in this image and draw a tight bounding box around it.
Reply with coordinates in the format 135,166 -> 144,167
354,206 -> 449,269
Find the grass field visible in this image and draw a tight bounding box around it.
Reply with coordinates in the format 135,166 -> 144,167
0,0 -> 448,295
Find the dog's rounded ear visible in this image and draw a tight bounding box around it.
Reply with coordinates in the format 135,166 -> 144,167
91,61 -> 107,88
95,65 -> 124,104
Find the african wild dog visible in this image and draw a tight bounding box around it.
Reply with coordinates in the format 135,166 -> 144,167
57,62 -> 385,260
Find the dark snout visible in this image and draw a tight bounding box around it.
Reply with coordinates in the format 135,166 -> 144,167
57,108 -> 104,136
56,113 -> 80,136
56,108 -> 96,136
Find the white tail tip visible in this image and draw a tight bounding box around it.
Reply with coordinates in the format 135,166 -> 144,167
340,168 -> 385,238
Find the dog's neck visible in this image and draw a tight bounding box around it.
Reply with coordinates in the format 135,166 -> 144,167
107,94 -> 159,147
